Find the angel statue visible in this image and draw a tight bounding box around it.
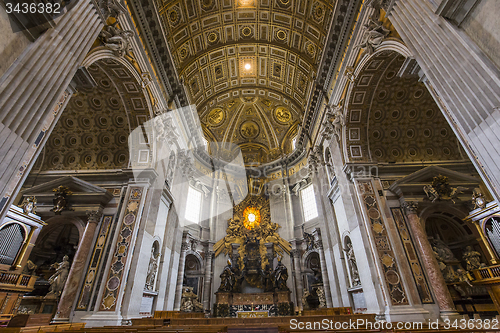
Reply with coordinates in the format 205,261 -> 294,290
99,23 -> 134,58
45,256 -> 70,298
355,18 -> 390,55
20,196 -> 37,215
423,184 -> 440,203
462,246 -> 482,271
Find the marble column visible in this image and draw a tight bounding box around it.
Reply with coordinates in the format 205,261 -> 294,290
203,250 -> 213,312
402,201 -> 458,319
291,249 -> 304,310
173,241 -> 189,310
0,0 -> 104,221
52,209 -> 102,323
316,240 -> 333,308
388,0 -> 500,202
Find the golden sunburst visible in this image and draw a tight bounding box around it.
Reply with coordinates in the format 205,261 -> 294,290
243,206 -> 261,230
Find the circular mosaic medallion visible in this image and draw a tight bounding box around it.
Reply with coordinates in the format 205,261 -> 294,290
240,121 -> 259,139
207,108 -> 225,126
274,106 -> 291,124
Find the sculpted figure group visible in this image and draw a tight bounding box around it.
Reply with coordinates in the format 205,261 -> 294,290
218,258 -> 289,293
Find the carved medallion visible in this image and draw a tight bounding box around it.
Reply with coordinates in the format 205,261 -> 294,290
274,107 -> 291,124
208,108 -> 225,126
240,121 -> 259,139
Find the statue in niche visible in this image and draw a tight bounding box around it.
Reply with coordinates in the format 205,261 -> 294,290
145,247 -> 159,291
462,246 -> 482,271
99,23 -> 134,58
20,196 -> 37,215
45,255 -> 70,298
273,260 -> 289,291
345,241 -> 361,286
355,18 -> 390,55
218,259 -> 236,292
51,186 -> 72,214
180,286 -> 203,312
432,239 -> 456,261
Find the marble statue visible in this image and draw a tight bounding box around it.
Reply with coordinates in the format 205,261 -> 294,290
145,248 -> 159,291
355,18 -> 390,54
432,239 -> 456,261
345,242 -> 361,286
20,196 -> 37,215
180,286 -> 203,312
462,246 -> 482,271
316,286 -> 326,308
99,23 -> 134,58
51,186 -> 72,214
301,290 -> 310,310
274,260 -> 289,291
22,260 -> 37,276
304,231 -> 315,251
45,255 -> 70,298
218,259 -> 236,292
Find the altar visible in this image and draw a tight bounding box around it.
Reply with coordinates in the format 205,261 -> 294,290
237,310 -> 269,318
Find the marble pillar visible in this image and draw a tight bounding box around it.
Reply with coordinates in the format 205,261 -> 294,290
203,250 -> 213,312
402,201 -> 458,319
291,248 -> 304,310
173,241 -> 189,310
316,239 -> 333,308
0,0 -> 104,221
52,209 -> 102,323
389,0 -> 500,202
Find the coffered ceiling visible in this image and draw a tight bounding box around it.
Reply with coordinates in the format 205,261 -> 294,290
155,0 -> 336,163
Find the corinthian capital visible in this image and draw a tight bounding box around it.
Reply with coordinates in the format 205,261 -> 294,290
402,201 -> 418,214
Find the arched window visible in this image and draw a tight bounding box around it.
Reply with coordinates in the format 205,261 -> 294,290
0,223 -> 26,265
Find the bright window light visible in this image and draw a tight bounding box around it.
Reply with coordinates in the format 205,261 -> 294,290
301,184 -> 318,222
185,186 -> 202,223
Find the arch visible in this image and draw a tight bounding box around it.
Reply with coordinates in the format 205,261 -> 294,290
343,39 -> 463,165
30,216 -> 85,266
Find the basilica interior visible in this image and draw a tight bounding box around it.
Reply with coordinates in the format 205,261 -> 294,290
1,0 -> 500,331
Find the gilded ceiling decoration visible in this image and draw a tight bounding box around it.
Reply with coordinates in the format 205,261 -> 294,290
156,0 -> 336,164
35,59 -> 150,171
345,51 -> 465,164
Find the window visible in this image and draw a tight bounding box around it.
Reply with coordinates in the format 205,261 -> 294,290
301,185 -> 318,222
185,186 -> 202,223
292,136 -> 297,150
0,223 -> 26,265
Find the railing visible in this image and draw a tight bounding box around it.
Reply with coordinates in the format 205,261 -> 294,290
473,264 -> 500,283
0,272 -> 37,291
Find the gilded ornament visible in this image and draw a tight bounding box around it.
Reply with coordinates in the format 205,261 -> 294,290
240,121 -> 259,139
208,108 -> 225,126
276,29 -> 287,41
243,206 -> 261,230
275,107 -> 291,124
